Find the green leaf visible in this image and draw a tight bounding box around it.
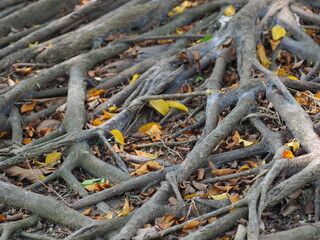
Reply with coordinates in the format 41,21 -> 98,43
201,35 -> 213,43
81,178 -> 105,187
194,76 -> 204,83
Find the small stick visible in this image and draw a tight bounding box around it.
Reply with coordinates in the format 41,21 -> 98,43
98,133 -> 129,174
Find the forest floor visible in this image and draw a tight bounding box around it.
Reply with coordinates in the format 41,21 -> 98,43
0,0 -> 320,239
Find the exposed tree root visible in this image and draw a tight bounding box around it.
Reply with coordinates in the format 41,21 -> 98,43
1,0 -> 320,239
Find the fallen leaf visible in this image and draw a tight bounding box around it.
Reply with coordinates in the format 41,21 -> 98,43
130,74 -> 140,84
2,166 -> 43,182
45,152 -> 62,166
110,129 -> 125,145
272,25 -> 286,41
137,122 -> 162,135
287,76 -> 298,80
149,99 -> 169,115
209,192 -> 228,200
166,100 -> 189,113
211,168 -> 236,176
28,41 -> 38,47
101,109 -> 117,119
118,199 -> 132,216
134,150 -> 156,159
236,165 -> 250,173
257,43 -> 271,68
284,142 -> 300,151
269,39 -> 281,51
82,208 -> 92,216
0,131 -> 9,139
92,120 -> 104,126
21,101 -> 36,113
282,150 -> 295,158
182,221 -> 200,229
224,5 -> 236,16
23,138 -> 32,144
87,88 -> 106,97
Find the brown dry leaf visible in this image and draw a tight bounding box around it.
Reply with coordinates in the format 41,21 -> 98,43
23,138 -> 32,144
2,166 -> 43,182
0,214 -> 6,223
118,199 -> 132,216
228,193 -> 240,212
197,168 -> 205,181
245,161 -> 259,168
269,39 -> 280,51
134,150 -> 156,159
182,221 -> 200,230
36,119 -> 61,132
85,183 -> 103,192
82,208 -> 92,216
208,217 -> 217,223
211,168 -> 236,176
257,43 -> 271,68
87,88 -> 106,97
157,214 -> 176,229
0,131 -> 9,139
21,101 -> 36,113
130,161 -> 163,176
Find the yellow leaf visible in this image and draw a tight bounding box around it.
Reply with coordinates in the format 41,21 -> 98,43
285,142 -> 300,152
28,41 -> 38,47
134,150 -> 156,159
92,120 -> 104,126
137,122 -> 162,134
209,192 -> 228,200
168,6 -> 185,17
102,109 -> 117,119
314,93 -> 320,99
108,106 -> 118,111
257,43 -> 271,68
45,152 -> 62,165
268,39 -> 281,51
272,25 -> 286,41
109,129 -> 125,145
233,130 -> 256,146
287,76 -> 298,80
206,89 -> 211,94
119,199 -> 131,216
176,27 -> 185,34
166,100 -> 189,113
129,74 -> 140,84
149,99 -> 169,115
184,192 -> 198,199
82,208 -> 92,216
224,5 -> 236,16
236,165 -> 250,173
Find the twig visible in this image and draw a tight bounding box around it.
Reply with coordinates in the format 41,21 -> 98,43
120,34 -> 209,43
98,133 -> 129,174
136,137 -> 198,148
